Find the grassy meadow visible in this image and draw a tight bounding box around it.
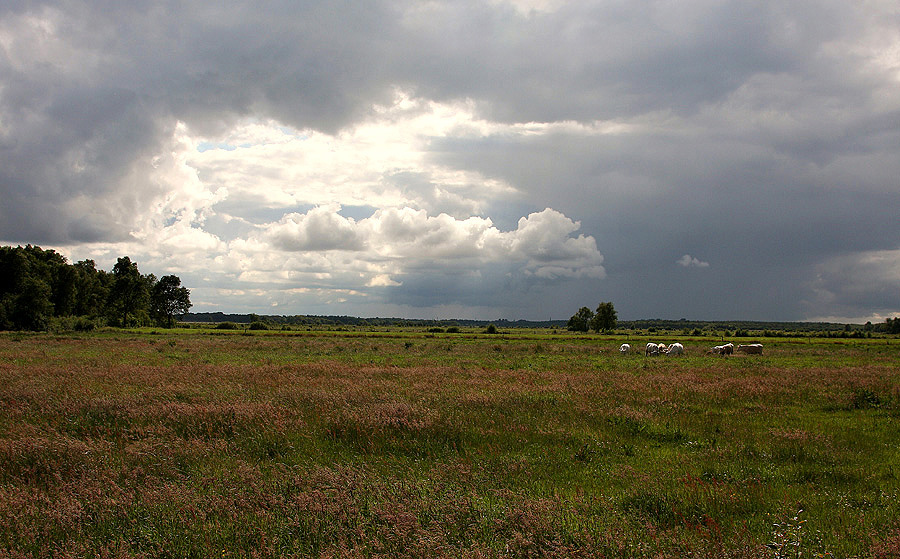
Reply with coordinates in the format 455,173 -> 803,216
1,327 -> 899,558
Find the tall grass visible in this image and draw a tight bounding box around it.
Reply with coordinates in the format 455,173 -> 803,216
0,331 -> 898,557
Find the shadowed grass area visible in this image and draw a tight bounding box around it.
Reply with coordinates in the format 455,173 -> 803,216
0,330 -> 898,557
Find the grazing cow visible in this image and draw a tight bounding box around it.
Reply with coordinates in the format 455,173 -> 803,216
736,343 -> 763,355
709,342 -> 734,356
666,342 -> 684,356
619,343 -> 631,355
646,342 -> 661,356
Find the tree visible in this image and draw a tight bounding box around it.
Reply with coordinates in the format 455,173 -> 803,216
567,307 -> 594,332
591,301 -> 617,332
109,257 -> 149,327
72,259 -> 110,318
51,263 -> 78,317
150,275 -> 192,327
10,277 -> 54,331
886,317 -> 900,335
0,245 -> 55,330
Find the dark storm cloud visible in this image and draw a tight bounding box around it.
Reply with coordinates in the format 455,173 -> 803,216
421,0 -> 900,318
401,1 -> 854,121
1,1 -> 405,242
2,0 -> 898,320
433,121 -> 900,319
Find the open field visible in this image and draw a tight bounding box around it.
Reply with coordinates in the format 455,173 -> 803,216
1,329 -> 899,558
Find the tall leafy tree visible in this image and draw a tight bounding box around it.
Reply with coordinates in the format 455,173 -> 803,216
150,275 -> 192,327
0,246 -> 55,330
109,256 -> 149,327
51,264 -> 77,317
591,301 -> 618,332
886,317 -> 900,335
11,277 -> 54,330
72,259 -> 110,318
567,307 -> 594,332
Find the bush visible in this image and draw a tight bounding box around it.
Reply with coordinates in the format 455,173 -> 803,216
249,321 -> 269,331
48,315 -> 101,333
484,324 -> 498,334
850,388 -> 883,410
73,316 -> 99,332
446,326 -> 460,333
216,322 -> 239,330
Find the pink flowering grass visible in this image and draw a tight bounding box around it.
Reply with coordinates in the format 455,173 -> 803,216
0,331 -> 898,557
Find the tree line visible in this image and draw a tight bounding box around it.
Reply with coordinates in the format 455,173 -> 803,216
874,318 -> 900,335
567,301 -> 617,332
0,245 -> 191,331
181,313 -> 573,329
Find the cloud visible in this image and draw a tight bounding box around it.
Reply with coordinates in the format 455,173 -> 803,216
3,1 -> 900,321
677,255 -> 710,268
505,209 -> 605,279
245,205 -> 603,286
267,206 -> 363,252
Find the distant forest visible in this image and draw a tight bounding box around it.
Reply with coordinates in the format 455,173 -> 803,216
181,312 -> 557,329
0,245 -> 191,331
182,312 -> 900,336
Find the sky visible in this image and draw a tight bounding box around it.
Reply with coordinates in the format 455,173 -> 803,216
2,0 -> 899,323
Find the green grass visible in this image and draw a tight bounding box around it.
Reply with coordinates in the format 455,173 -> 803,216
0,330 -> 899,557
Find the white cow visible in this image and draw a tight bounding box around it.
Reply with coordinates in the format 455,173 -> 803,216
619,343 -> 631,355
666,342 -> 684,356
736,343 -> 763,355
709,342 -> 734,356
645,342 -> 661,356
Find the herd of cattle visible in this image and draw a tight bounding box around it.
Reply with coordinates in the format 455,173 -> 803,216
617,342 -> 764,356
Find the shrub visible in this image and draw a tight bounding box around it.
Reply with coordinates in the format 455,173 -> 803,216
215,322 -> 239,330
484,324 -> 498,334
249,321 -> 269,331
48,315 -> 101,333
850,388 -> 883,409
446,326 -> 460,333
73,316 -> 99,332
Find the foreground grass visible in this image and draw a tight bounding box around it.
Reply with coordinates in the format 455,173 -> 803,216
1,330 -> 899,558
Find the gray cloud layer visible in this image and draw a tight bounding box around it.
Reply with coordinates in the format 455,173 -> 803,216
2,0 -> 899,321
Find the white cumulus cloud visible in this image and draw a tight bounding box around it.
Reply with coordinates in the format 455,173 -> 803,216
267,206 -> 363,252
677,254 -> 710,268
245,205 -> 604,288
